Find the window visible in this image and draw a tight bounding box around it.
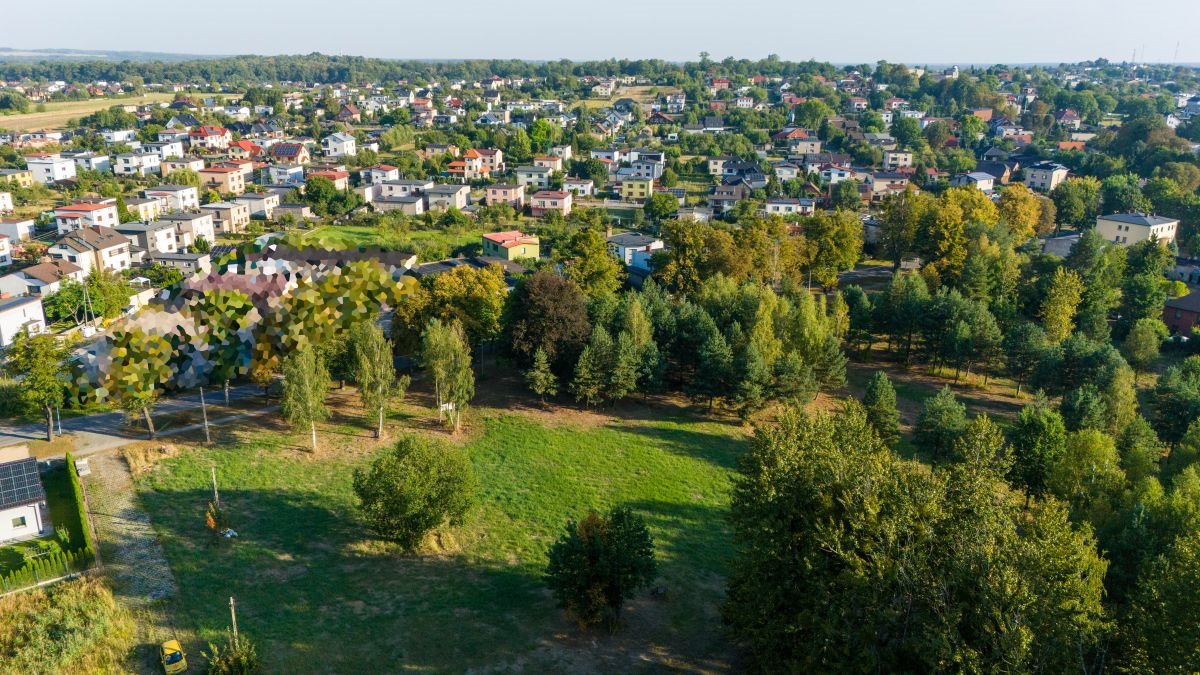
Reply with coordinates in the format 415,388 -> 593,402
12,516 -> 27,528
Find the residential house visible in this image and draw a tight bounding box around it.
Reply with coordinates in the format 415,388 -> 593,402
514,165 -> 552,190
149,251 -> 212,276
336,103 -> 361,123
974,161 -> 1015,185
951,172 -> 995,191
360,164 -> 399,185
228,139 -> 263,160
482,230 -> 540,260
160,211 -> 216,248
425,184 -> 470,211
123,198 -> 162,222
188,125 -> 232,151
563,177 -> 595,197
532,155 -> 563,172
143,185 -> 200,212
0,236 -> 12,267
54,202 -> 118,235
268,143 -> 311,165
61,150 -> 110,172
115,221 -> 177,256
160,157 -> 205,177
100,128 -> 137,144
0,446 -> 50,542
1095,213 -> 1179,247
1057,109 -> 1082,130
774,162 -> 802,182
307,170 -> 350,191
707,155 -> 732,175
787,138 -> 822,155
0,169 -> 33,188
0,217 -> 35,242
1025,162 -> 1070,192
199,167 -> 246,195
530,190 -> 572,217
143,140 -> 185,160
157,128 -> 190,143
322,132 -> 357,158
764,197 -> 815,217
235,192 -> 281,220
201,201 -> 252,234
380,179 -> 433,199
1163,290 -> 1200,335
373,195 -> 425,215
114,150 -> 161,177
607,232 -> 663,269
883,150 -> 914,170
486,184 -> 525,208
709,183 -> 748,213
265,164 -> 305,186
18,260 -> 85,295
26,155 -> 76,185
631,158 -> 665,180
620,178 -> 654,202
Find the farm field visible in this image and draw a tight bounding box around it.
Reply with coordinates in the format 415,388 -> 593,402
133,382 -> 747,672
0,93 -> 177,131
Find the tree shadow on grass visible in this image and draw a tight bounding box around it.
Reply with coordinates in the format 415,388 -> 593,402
604,421 -> 746,471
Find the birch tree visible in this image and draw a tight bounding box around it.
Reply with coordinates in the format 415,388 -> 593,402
281,348 -> 331,451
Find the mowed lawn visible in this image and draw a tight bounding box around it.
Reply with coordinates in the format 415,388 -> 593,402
135,405 -> 746,672
0,93 -> 176,130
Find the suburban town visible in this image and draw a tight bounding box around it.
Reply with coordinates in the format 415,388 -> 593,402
1,30 -> 1200,675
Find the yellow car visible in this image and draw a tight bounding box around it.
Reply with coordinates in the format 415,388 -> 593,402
160,639 -> 188,673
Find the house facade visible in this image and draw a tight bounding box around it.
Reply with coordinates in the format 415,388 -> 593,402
486,184 -> 525,208
0,447 -> 50,544
143,185 -> 200,212
54,203 -> 118,235
482,230 -> 540,260
1095,213 -> 1179,247
530,191 -> 572,217
199,167 -> 246,195
1025,162 -> 1070,192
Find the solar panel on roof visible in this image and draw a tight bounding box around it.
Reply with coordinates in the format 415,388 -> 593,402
0,458 -> 46,509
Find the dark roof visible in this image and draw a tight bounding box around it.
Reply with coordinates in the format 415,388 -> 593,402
0,457 -> 45,509
1166,290 -> 1200,315
607,232 -> 661,247
1099,213 -> 1178,227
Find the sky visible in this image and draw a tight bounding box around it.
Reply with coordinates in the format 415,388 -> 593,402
2,0 -> 1199,65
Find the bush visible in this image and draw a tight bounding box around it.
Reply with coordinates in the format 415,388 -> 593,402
352,435 -> 476,551
204,630 -> 261,674
545,506 -> 657,628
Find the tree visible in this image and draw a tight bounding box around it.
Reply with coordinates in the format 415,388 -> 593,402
562,229 -> 624,298
1120,531 -> 1200,672
352,435 -> 476,551
687,331 -> 733,411
1009,396 -> 1068,499
1061,384 -> 1107,432
192,235 -> 212,253
997,183 -> 1041,240
5,331 -> 66,441
505,271 -> 590,369
1003,322 -> 1048,396
643,192 -> 678,221
352,322 -> 407,439
914,386 -> 967,463
420,319 -> 473,434
1040,267 -> 1084,344
570,326 -> 613,407
1122,318 -> 1166,382
830,179 -> 861,210
1048,429 -> 1126,527
525,347 -> 558,403
280,348 -> 331,452
725,402 -> 1107,673
862,371 -> 900,446
1050,177 -> 1102,228
203,630 -> 261,675
544,506 -> 657,628
1116,415 -> 1162,483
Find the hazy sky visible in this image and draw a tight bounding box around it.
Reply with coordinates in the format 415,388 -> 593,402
2,0 -> 1198,64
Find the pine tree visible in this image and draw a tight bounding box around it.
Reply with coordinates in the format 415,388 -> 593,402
772,351 -> 817,405
863,371 -> 900,446
571,345 -> 606,407
689,331 -> 734,411
525,347 -> 558,404
812,334 -> 847,388
609,331 -> 641,402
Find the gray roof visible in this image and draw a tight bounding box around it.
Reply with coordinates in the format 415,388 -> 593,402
1099,212 -> 1178,227
607,232 -> 661,247
0,295 -> 41,314
0,456 -> 45,509
117,221 -> 174,233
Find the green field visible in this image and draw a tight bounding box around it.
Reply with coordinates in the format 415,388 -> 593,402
303,224 -> 485,258
135,398 -> 746,672
0,93 -> 177,131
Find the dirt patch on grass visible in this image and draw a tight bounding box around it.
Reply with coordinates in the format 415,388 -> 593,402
122,442 -> 180,475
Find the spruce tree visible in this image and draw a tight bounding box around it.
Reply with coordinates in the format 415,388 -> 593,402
526,347 -> 558,403
609,331 -> 641,402
863,371 -> 900,446
689,331 -> 733,412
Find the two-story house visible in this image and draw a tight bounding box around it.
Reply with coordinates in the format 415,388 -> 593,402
1024,162 -> 1070,192
143,185 -> 200,212
514,165 -> 552,190
530,190 -> 572,217
188,125 -> 232,151
360,164 -> 399,185
114,150 -> 161,177
322,132 -> 357,158
198,167 -> 246,195
482,230 -> 540,260
607,232 -> 664,269
115,221 -> 178,256
620,178 -> 654,202
268,143 -> 311,165
48,226 -> 132,274
426,184 -> 470,211
26,156 -> 76,185
201,201 -> 252,234
160,212 -> 216,248
486,184 -> 525,208
54,203 -> 118,235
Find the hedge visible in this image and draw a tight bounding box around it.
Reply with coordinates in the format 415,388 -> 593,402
64,452 -> 95,553
0,455 -> 96,593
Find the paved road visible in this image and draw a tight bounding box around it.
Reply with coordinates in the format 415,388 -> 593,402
0,383 -> 268,457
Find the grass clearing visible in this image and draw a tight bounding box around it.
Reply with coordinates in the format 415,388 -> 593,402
303,224 -> 485,255
134,385 -> 746,672
0,93 -> 176,131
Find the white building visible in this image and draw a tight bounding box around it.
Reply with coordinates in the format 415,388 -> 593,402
1025,162 -> 1070,192
0,192 -> 11,213
26,156 -> 76,185
53,203 -> 118,235
143,185 -> 200,212
114,151 -> 161,177
0,217 -> 34,241
1095,213 -> 1179,248
321,132 -> 357,158
0,446 -> 50,543
606,232 -> 664,270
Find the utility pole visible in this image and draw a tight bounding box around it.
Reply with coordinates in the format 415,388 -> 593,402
211,466 -> 220,508
200,386 -> 211,443
55,405 -> 62,436
229,596 -> 239,646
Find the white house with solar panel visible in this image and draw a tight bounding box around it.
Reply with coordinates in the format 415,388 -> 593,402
0,446 -> 50,544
